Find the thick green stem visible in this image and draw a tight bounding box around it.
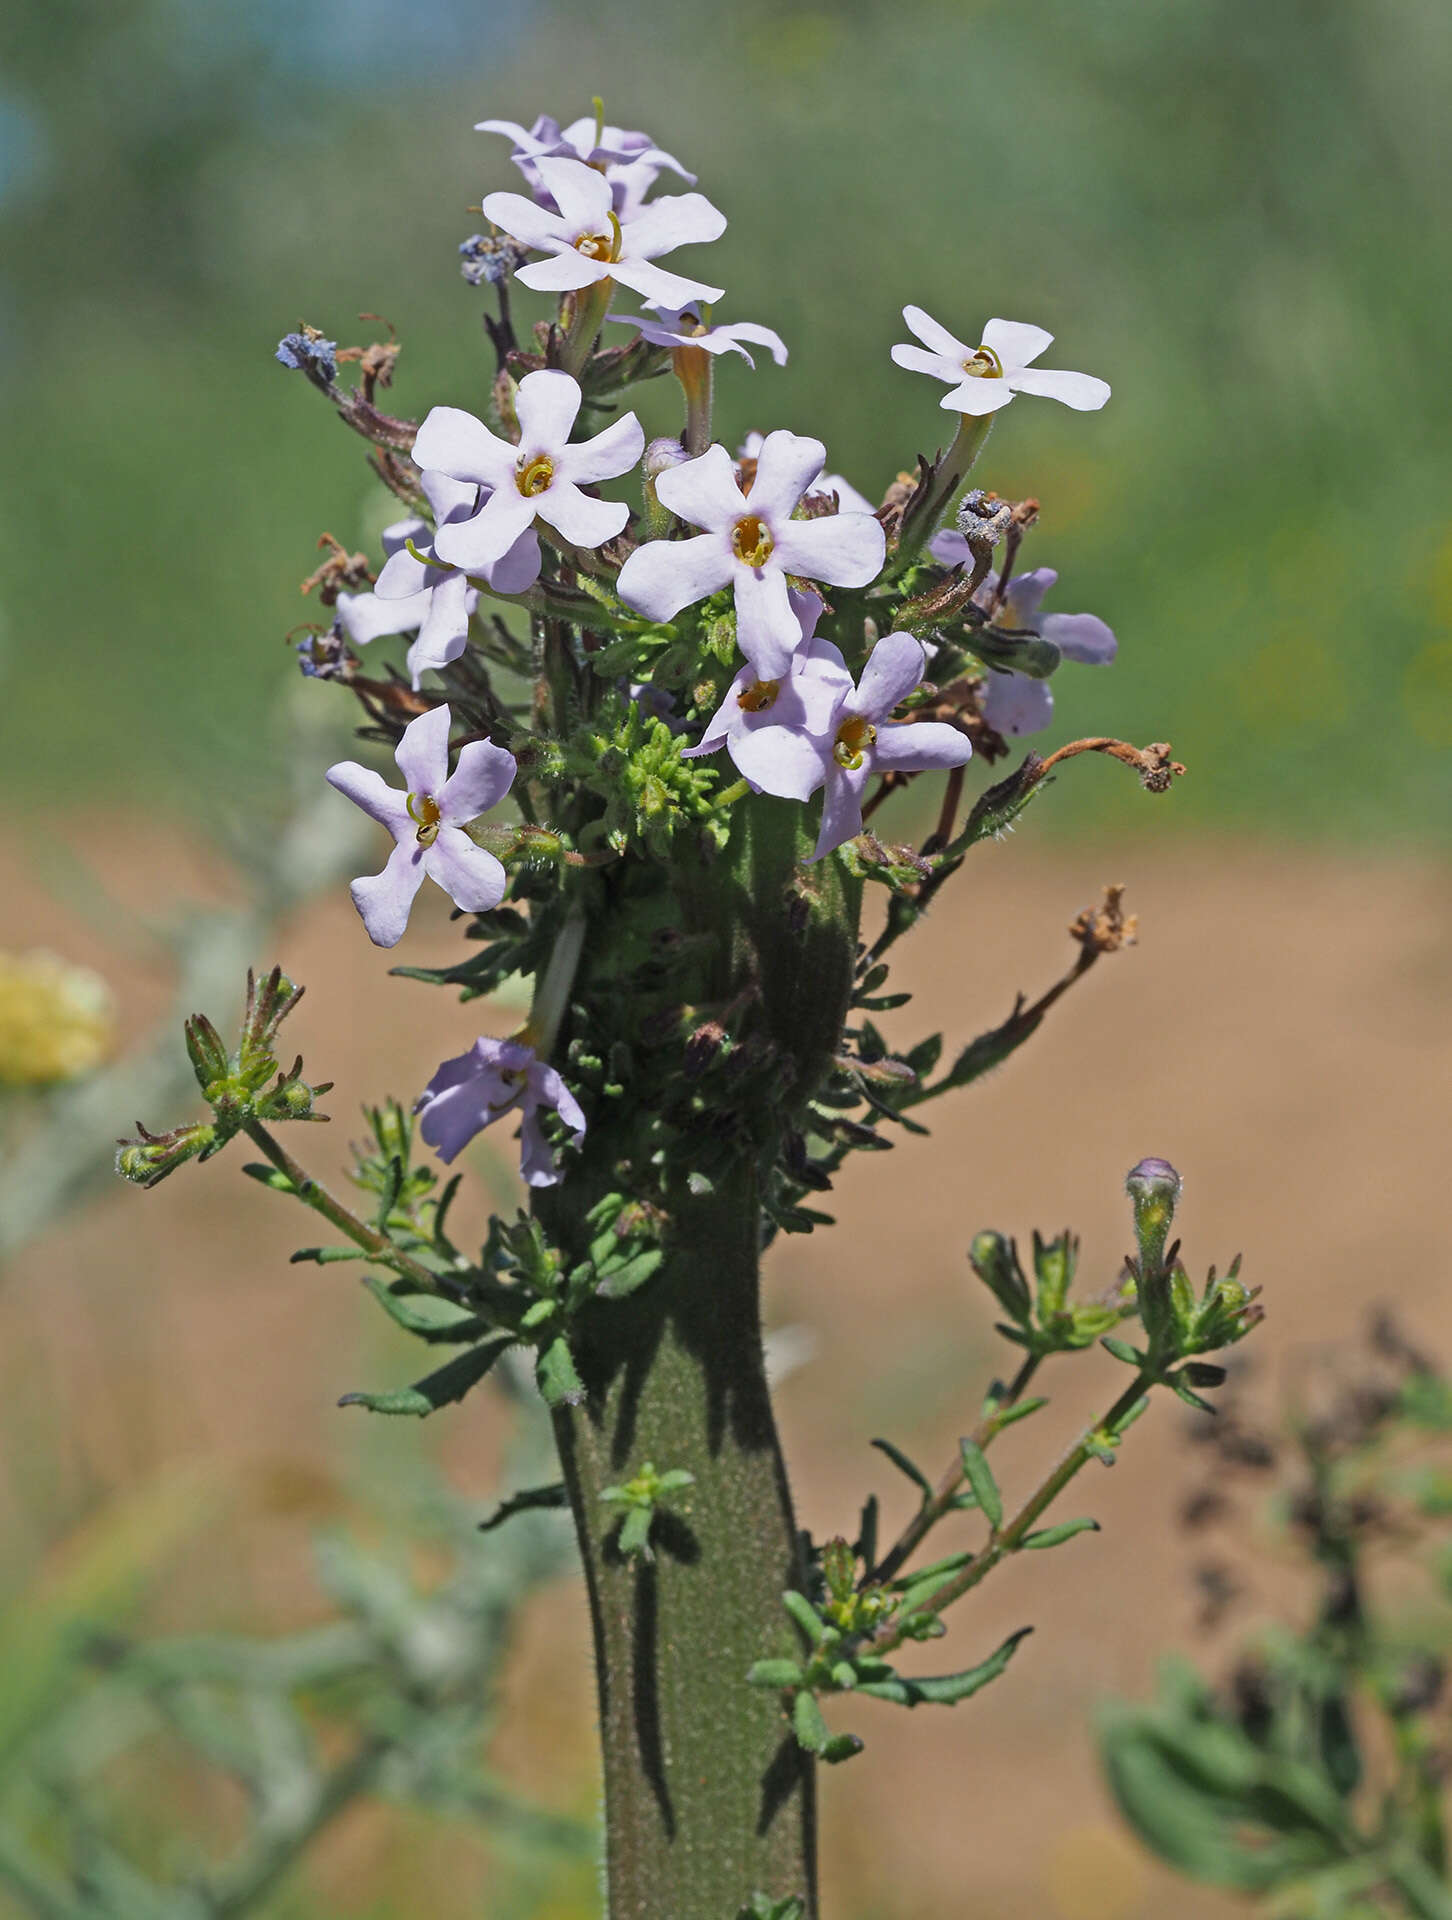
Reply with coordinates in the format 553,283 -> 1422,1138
542,1167 -> 817,1919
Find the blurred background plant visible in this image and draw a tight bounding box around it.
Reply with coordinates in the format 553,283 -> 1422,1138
1102,1318 -> 1452,1919
3,0 -> 1450,1914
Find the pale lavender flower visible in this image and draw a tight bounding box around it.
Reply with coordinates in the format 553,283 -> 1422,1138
928,542 -> 1118,736
343,472 -> 539,685
616,431 -> 886,680
613,303 -> 788,368
681,592 -> 852,797
482,157 -> 726,309
477,113 -> 694,220
415,1034 -> 586,1186
325,705 -> 516,948
741,631 -> 973,861
414,370 -> 644,575
892,307 -> 1110,416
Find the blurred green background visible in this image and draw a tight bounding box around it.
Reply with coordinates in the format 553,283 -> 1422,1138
3,0 -> 1449,840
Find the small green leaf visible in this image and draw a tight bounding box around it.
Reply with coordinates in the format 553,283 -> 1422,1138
871,1437 -> 932,1497
959,1438 -> 1002,1529
291,1245 -> 368,1265
791,1689 -> 829,1753
535,1336 -> 585,1408
987,1395 -> 1049,1432
1020,1516 -> 1101,1550
747,1658 -> 806,1690
595,1248 -> 664,1299
821,1732 -> 865,1764
618,1506 -> 653,1558
478,1482 -> 568,1532
855,1626 -> 1032,1708
781,1590 -> 827,1647
339,1334 -> 514,1417
1100,1336 -> 1143,1366
360,1276 -> 487,1343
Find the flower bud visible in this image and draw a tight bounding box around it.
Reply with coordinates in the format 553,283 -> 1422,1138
1126,1157 -> 1181,1281
968,1231 -> 1031,1323
114,1120 -> 215,1188
642,436 -> 689,539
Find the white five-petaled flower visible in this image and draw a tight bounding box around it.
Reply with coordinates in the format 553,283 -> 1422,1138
613,304 -> 788,369
681,591 -> 852,797
616,431 -> 886,680
892,308 -> 1110,416
929,538 -> 1119,736
476,113 -> 693,220
325,705 -> 516,948
414,370 -> 644,576
735,433 -> 874,514
415,1034 -> 586,1187
335,471 -> 540,688
482,156 -> 727,309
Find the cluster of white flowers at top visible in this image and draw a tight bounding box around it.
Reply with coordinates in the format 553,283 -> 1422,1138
319,107 -> 1116,1184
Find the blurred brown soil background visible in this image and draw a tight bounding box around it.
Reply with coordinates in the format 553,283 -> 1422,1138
4,825 -> 1451,1920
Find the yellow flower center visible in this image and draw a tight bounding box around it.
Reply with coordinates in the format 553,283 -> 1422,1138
573,211 -> 623,262
737,678 -> 780,713
732,515 -> 774,568
833,714 -> 877,770
407,792 -> 442,846
961,344 -> 1005,379
516,452 -> 556,497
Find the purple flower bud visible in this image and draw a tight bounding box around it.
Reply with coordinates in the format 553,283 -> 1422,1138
1126,1158 -> 1183,1205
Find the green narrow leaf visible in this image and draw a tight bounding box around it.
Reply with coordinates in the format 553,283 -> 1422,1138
871,1437 -> 932,1497
339,1333 -> 514,1417
821,1732 -> 865,1764
1020,1516 -> 1101,1550
781,1590 -> 828,1646
239,1162 -> 294,1191
855,1626 -> 1033,1707
1100,1336 -> 1143,1366
618,1506 -> 653,1558
595,1248 -> 664,1300
987,1395 -> 1049,1432
535,1335 -> 585,1408
290,1245 -> 368,1266
959,1438 -> 1003,1529
478,1483 -> 568,1532
360,1276 -> 488,1343
746,1658 -> 805,1690
791,1689 -> 829,1754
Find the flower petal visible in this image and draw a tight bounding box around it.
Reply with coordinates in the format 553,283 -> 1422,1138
622,190 -> 727,259
394,702 -> 452,795
539,482 -> 629,550
733,564 -> 801,680
1000,567 -> 1057,627
517,252 -> 605,293
334,589 -> 424,646
487,527 -> 542,595
1040,610 -> 1117,665
414,406 -> 515,487
514,368 -> 582,453
418,471 -> 478,525
808,765 -> 868,863
721,321 -> 788,367
748,429 -> 825,523
771,511 -> 886,590
891,342 -> 962,384
533,155 -> 614,232
1007,366 -> 1111,411
374,545 -> 432,601
518,1107 -> 562,1186
729,720 -> 830,801
938,379 -> 1019,416
439,737 -> 517,823
679,675 -> 745,758
612,259 -> 725,308
871,719 -> 974,771
423,826 -> 507,915
980,671 -> 1055,737
350,839 -> 427,948
852,631 -> 927,722
533,1062 -> 586,1141
381,516 -> 429,558
654,442 -> 744,530
434,487 -> 538,571
981,318 -> 1054,369
617,531 -> 733,620
557,409 -> 645,485
901,304 -> 973,360
408,573 -> 473,678
928,529 -> 971,570
325,760 -> 410,832
479,186 -> 573,252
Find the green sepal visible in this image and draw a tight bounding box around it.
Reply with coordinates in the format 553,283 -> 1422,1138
871,1437 -> 932,1498
535,1335 -> 586,1407
958,1438 -> 1003,1529
1020,1516 -> 1101,1550
855,1626 -> 1032,1707
478,1482 -> 568,1532
338,1332 -> 515,1417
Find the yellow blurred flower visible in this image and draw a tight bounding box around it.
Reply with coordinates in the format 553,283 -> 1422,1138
0,950 -> 114,1088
